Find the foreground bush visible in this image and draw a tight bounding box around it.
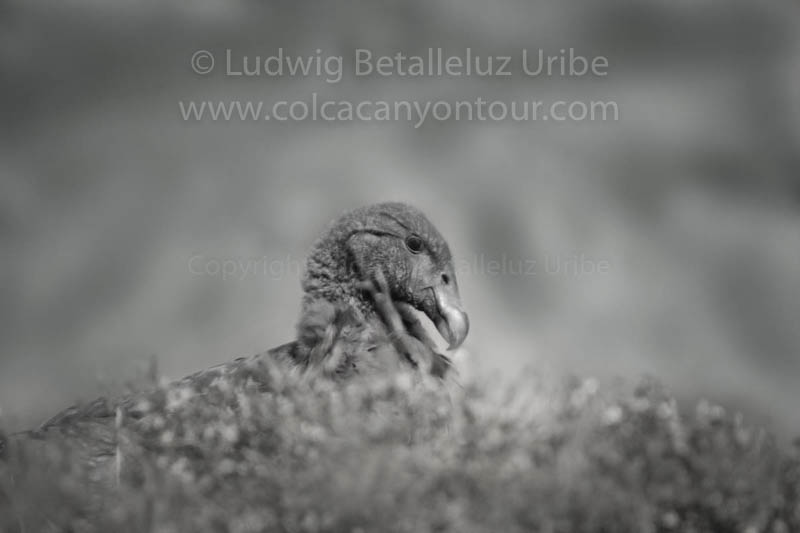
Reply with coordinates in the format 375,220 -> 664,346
1,356 -> 798,533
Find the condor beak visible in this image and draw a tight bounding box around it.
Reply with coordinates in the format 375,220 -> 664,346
430,279 -> 469,350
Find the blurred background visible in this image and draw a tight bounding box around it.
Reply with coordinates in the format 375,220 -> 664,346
1,0 -> 799,436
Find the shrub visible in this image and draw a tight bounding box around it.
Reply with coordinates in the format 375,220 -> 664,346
1,358 -> 798,533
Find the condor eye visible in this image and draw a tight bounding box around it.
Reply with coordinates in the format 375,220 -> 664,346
405,235 -> 424,254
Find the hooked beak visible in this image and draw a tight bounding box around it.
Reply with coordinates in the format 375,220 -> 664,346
428,280 -> 469,350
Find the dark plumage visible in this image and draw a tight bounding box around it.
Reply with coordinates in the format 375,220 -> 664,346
0,202 -> 469,502
273,202 -> 469,378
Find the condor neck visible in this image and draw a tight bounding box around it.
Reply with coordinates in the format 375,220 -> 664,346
301,255 -> 374,319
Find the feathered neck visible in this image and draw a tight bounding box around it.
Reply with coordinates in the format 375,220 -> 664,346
300,229 -> 375,319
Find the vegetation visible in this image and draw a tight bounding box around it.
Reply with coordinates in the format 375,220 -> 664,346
1,357 -> 798,533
